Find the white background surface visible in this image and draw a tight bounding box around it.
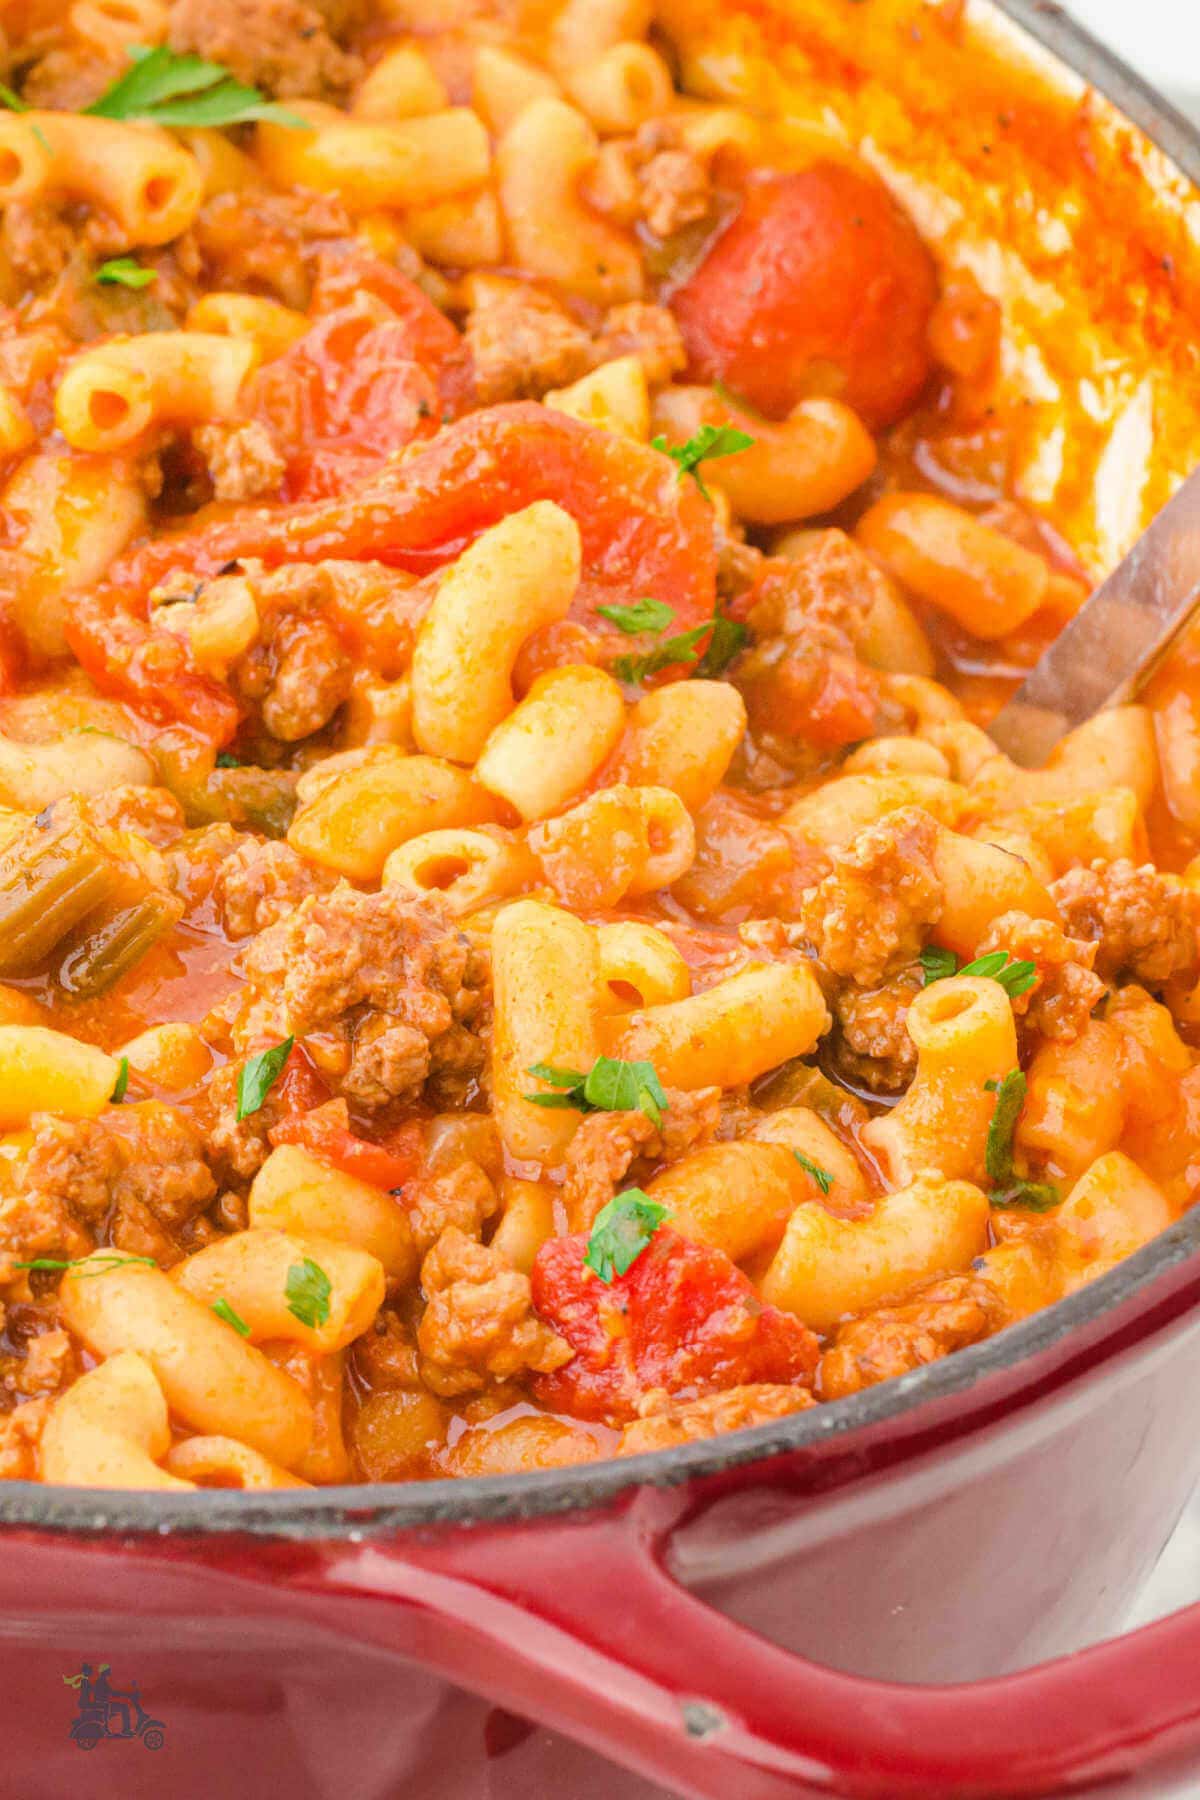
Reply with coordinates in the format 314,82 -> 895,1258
1065,0 -> 1200,118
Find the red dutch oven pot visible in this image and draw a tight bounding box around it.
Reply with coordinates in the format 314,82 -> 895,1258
4,1209 -> 1200,1798
4,8 -> 1200,1798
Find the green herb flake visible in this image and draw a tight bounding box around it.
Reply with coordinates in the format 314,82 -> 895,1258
236,1035 -> 294,1121
651,423 -> 755,499
983,1067 -> 1060,1211
211,1297 -> 251,1337
595,597 -> 676,636
96,256 -> 156,289
14,1253 -> 156,1280
86,45 -> 309,130
215,751 -> 241,768
920,945 -> 959,985
984,1068 -> 1026,1185
285,1256 -> 332,1329
524,1056 -> 668,1129
0,85 -> 27,112
110,1057 -> 130,1104
793,1150 -> 834,1196
583,1187 -> 670,1283
920,945 -> 1037,999
958,950 -> 1038,999
989,1180 -> 1061,1213
693,612 -> 748,678
613,622 -> 709,687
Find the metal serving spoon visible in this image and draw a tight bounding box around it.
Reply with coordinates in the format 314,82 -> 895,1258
986,464 -> 1200,765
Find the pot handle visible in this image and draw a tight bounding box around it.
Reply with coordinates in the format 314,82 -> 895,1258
304,1498 -> 1200,1800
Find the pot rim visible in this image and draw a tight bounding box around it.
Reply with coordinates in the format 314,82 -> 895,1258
8,1200 -> 1200,1538
9,0 -> 1200,1543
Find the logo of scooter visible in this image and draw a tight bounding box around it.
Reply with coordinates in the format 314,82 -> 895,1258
63,1663 -> 166,1751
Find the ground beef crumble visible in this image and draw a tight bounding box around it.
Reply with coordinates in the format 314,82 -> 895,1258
796,807 -> 944,986
819,1274 -> 1004,1398
617,1382 -> 815,1455
416,1227 -> 571,1398
1050,860 -> 1200,989
226,884 -> 487,1110
975,909 -> 1106,1040
167,0 -> 362,100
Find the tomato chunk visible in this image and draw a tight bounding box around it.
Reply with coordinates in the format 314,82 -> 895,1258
270,1099 -> 425,1193
252,254 -> 470,501
253,308 -> 444,501
65,599 -> 241,746
107,405 -> 719,637
531,1228 -> 818,1424
670,163 -> 937,429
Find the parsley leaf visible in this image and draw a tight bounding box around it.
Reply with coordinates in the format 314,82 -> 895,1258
920,945 -> 1037,999
920,946 -> 959,985
236,1035 -> 294,1120
694,612 -> 748,677
215,751 -> 241,768
596,597 -> 676,636
651,423 -> 755,499
86,45 -> 308,130
110,1057 -> 130,1104
984,1069 -> 1026,1185
989,1180 -> 1061,1212
285,1257 -> 332,1329
613,622 -> 709,686
0,85 -> 27,112
958,950 -> 1038,999
524,1056 -> 668,1128
211,1297 -> 251,1337
14,1254 -> 156,1279
983,1068 -> 1060,1211
583,1187 -> 670,1283
793,1150 -> 834,1196
96,256 -> 156,289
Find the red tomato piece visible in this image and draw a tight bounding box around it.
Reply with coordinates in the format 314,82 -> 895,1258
253,307 -> 444,501
65,597 -> 241,746
108,405 -> 719,638
670,163 -> 938,429
310,250 -> 466,385
530,1228 -> 818,1424
738,641 -> 884,752
270,1099 -> 425,1193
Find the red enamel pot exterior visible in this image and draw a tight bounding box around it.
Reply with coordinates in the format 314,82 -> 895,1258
5,1211 -> 1200,1799
4,11 -> 1200,1799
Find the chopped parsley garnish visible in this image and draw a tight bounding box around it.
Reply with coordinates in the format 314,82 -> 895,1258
651,423 -> 754,499
525,1055 -> 668,1129
611,602 -> 747,686
211,1297 -> 251,1337
285,1257 -> 332,1329
793,1150 -> 834,1196
613,621 -> 709,686
583,1187 -> 670,1283
919,946 -> 959,985
110,1057 -> 130,1104
694,612 -> 748,676
236,1035 -> 293,1120
96,257 -> 156,289
596,597 -> 676,636
0,85 -> 27,112
215,751 -> 241,768
86,45 -> 308,130
983,1069 -> 1059,1211
14,1254 -> 156,1279
920,946 -> 1037,999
